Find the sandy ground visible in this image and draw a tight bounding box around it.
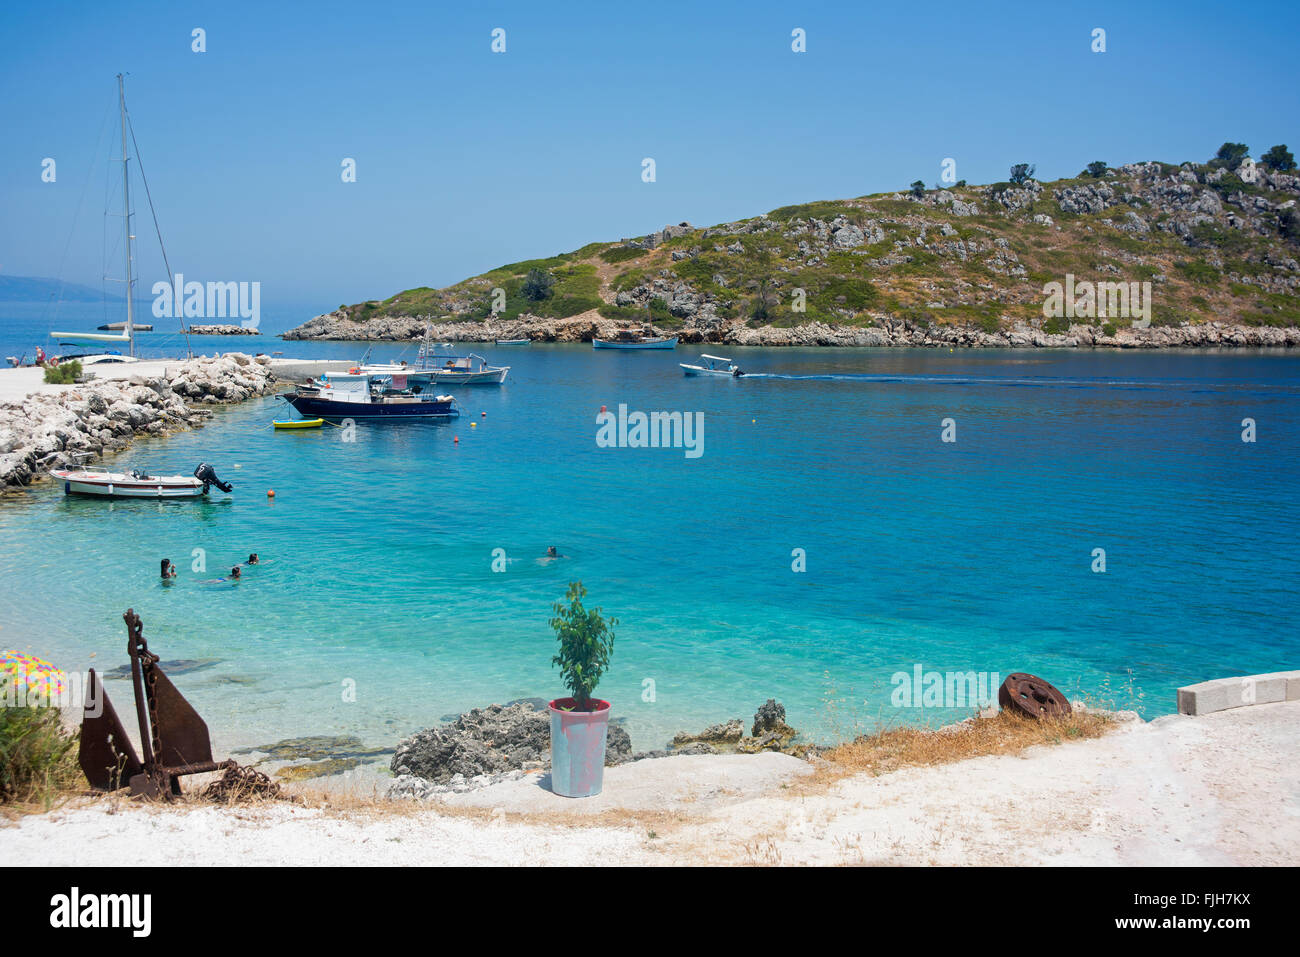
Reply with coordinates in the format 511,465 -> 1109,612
3,701 -> 1296,866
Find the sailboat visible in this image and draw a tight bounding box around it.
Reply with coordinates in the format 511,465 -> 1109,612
45,76 -> 223,500
49,74 -> 191,364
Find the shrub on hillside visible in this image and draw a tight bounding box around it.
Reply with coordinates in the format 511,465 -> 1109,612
521,268 -> 557,301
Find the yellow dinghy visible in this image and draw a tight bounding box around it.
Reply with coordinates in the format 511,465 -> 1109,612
273,418 -> 324,430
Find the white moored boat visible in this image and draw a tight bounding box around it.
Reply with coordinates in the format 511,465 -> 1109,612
681,354 -> 743,377
49,463 -> 233,499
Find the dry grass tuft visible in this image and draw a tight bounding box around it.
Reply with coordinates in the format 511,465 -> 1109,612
819,708 -> 1114,779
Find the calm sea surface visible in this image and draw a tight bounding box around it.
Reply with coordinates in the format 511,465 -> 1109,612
2,306 -> 1298,757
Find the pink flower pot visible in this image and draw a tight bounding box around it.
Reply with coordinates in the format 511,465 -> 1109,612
548,698 -> 611,798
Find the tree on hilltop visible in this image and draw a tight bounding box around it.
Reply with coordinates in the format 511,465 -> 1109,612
1261,144 -> 1296,172
1082,161 -> 1108,178
1009,163 -> 1036,184
1213,142 -> 1249,168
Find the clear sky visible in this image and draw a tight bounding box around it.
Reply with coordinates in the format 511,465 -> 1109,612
1,0 -> 1296,315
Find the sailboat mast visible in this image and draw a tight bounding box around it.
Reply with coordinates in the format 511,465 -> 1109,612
117,73 -> 135,358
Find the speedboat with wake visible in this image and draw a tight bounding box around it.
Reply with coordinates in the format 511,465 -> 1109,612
49,462 -> 233,499
681,354 -> 743,377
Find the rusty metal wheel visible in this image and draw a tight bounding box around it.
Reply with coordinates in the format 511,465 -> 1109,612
998,673 -> 1071,719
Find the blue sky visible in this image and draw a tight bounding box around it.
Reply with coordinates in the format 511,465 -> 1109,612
1,0 -> 1296,316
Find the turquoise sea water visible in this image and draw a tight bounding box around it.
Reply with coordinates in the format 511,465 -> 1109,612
2,335 -> 1298,758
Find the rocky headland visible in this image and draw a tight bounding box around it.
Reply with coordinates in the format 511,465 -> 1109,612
285,156 -> 1300,349
0,353 -> 278,491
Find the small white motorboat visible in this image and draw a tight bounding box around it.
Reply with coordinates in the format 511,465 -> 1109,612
495,338 -> 531,346
49,463 -> 233,499
681,354 -> 742,377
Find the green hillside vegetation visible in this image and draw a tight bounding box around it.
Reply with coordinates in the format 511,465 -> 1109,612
323,145 -> 1300,335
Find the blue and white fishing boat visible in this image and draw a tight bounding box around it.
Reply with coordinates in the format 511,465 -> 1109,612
592,332 -> 678,350
680,354 -> 742,377
281,373 -> 459,420
495,338 -> 531,346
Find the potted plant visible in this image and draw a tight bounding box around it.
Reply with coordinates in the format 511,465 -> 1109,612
547,581 -> 617,798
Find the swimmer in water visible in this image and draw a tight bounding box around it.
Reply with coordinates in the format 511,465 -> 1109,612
160,559 -> 176,579
247,553 -> 259,565
539,545 -> 568,564
230,565 -> 241,580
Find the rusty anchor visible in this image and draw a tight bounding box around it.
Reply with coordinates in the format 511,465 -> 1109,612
79,608 -> 262,799
998,672 -> 1072,719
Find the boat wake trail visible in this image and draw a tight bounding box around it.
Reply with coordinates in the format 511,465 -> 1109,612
738,372 -> 1300,395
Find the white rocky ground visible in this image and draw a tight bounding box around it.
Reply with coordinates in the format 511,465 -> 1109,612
3,701 -> 1294,866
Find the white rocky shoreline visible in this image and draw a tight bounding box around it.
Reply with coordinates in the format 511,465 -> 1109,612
0,353 -> 278,492
283,309 -> 1300,349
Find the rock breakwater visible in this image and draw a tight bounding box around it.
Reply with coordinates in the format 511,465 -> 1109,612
0,353 -> 277,491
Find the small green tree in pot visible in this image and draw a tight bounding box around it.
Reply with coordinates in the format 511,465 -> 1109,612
547,581 -> 617,797
550,581 -> 616,710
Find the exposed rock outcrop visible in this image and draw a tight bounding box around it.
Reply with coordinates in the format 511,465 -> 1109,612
389,701 -> 633,787
387,697 -> 819,799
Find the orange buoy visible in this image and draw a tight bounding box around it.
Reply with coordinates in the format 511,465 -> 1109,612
481,411 -> 486,417
600,405 -> 607,414
454,437 -> 459,444
267,489 -> 275,498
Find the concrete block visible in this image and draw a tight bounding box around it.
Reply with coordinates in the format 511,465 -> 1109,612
1281,670 -> 1300,702
1176,672 -> 1289,716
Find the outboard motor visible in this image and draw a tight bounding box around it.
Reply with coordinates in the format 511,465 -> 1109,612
193,463 -> 233,494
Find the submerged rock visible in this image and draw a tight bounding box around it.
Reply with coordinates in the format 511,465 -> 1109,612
233,735 -> 393,762
275,757 -> 364,781
105,657 -> 221,678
